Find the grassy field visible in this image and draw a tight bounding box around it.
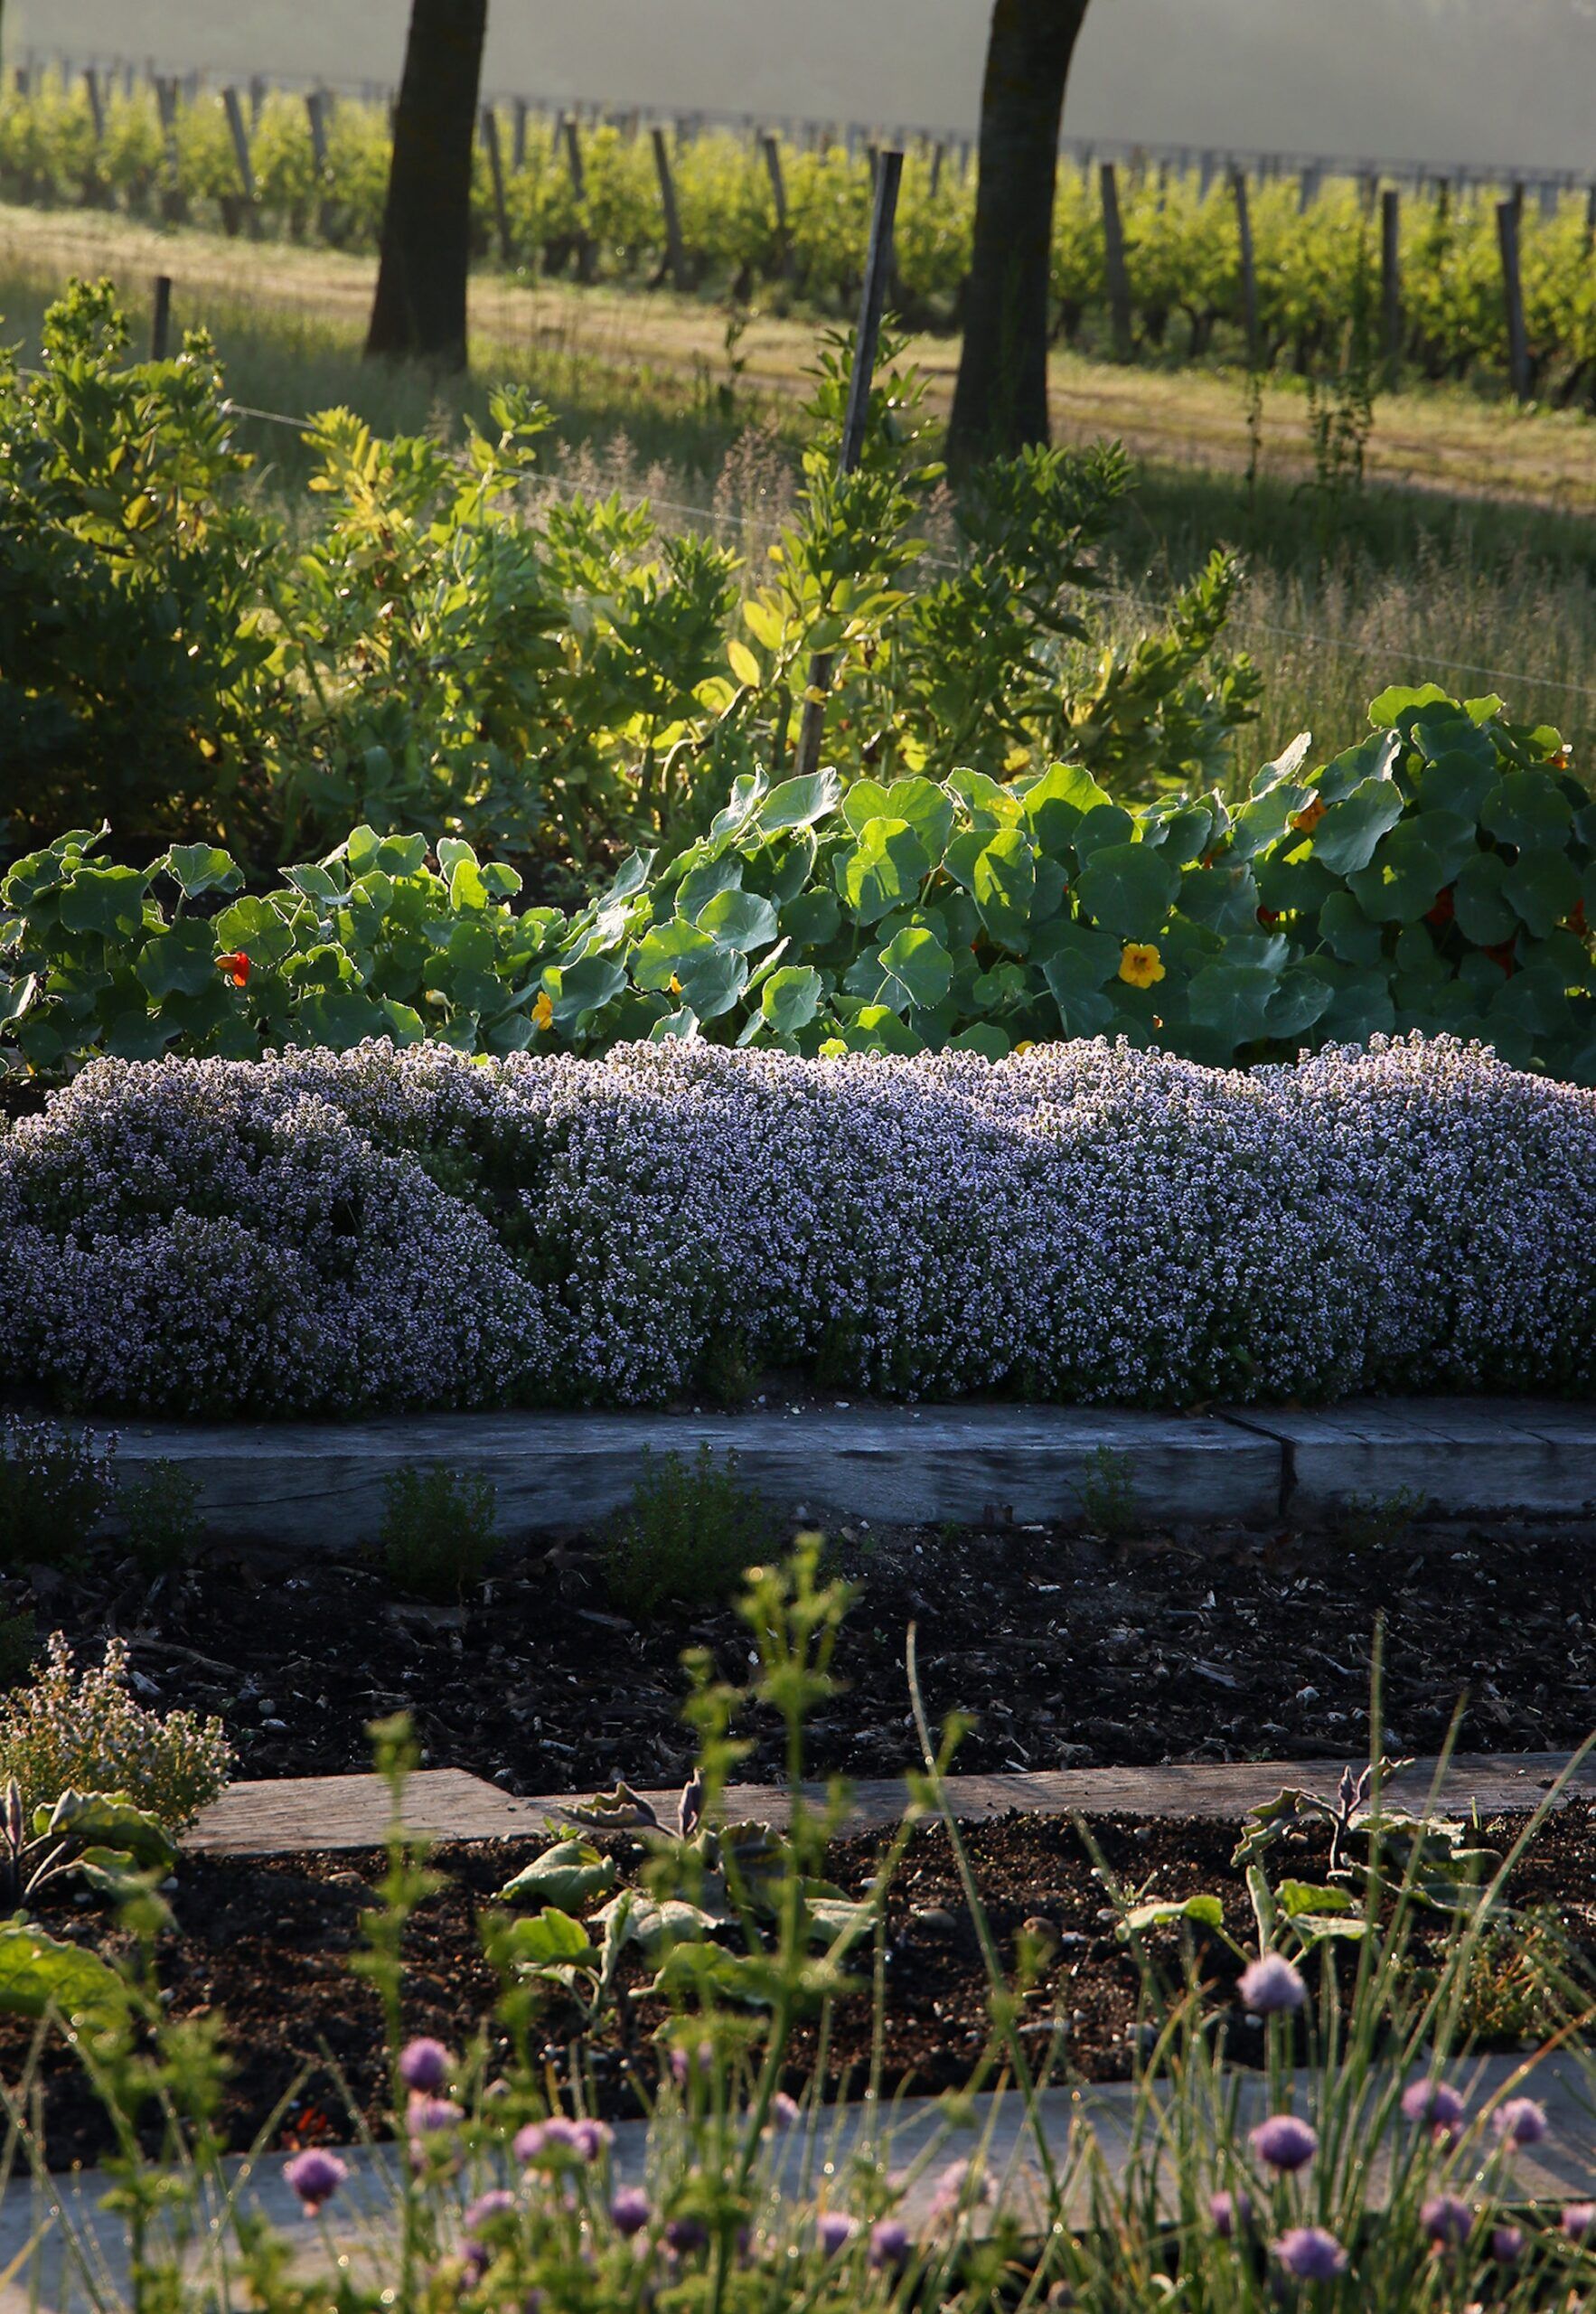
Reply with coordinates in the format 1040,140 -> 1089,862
4,200 -> 1593,774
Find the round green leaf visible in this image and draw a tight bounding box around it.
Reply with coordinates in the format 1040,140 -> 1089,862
1075,842 -> 1181,942
972,829 -> 1036,945
697,889 -> 780,953
877,926 -> 953,1011
761,964 -> 823,1033
164,844 -> 242,901
1451,851 -> 1517,945
59,866 -> 149,940
834,820 -> 932,925
1480,771 -> 1573,851
758,769 -> 843,833
1187,962 -> 1278,1047
1310,777 -> 1404,876
1502,849 -> 1582,940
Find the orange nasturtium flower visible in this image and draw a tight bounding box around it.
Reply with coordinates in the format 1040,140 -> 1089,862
215,950 -> 250,988
1290,796 -> 1327,835
1118,943 -> 1165,990
531,990 -> 554,1031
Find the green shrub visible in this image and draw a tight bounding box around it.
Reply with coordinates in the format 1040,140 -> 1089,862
380,1465 -> 500,1603
0,1612 -> 37,1693
118,1462 -> 205,1576
0,1632 -> 233,1826
0,1418 -> 114,1566
606,1446 -> 770,1618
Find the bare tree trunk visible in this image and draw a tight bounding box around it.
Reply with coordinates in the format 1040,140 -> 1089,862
947,0 -> 1092,467
364,0 -> 488,367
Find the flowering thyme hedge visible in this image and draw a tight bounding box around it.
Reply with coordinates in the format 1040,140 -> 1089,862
0,1031 -> 1591,1416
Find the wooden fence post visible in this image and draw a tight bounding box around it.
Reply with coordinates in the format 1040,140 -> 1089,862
150,273 -> 172,361
221,86 -> 259,237
1297,163 -> 1319,212
1496,196 -> 1530,403
1380,185 -> 1402,376
1584,182 -> 1595,255
561,114 -> 595,282
480,104 -> 512,262
1231,165 -> 1259,365
512,98 -> 528,173
651,125 -> 689,290
929,140 -> 944,197
761,130 -> 793,278
1197,149 -> 1216,201
155,74 -> 185,221
1099,160 -> 1134,360
793,149 -> 903,783
83,65 -> 106,145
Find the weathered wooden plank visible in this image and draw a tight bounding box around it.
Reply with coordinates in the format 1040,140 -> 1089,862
1235,1398 -> 1596,1518
189,1748 -> 1595,1857
98,1406 -> 1279,1548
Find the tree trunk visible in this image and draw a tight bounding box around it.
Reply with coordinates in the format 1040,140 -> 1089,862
947,0 -> 1092,467
364,0 -> 488,368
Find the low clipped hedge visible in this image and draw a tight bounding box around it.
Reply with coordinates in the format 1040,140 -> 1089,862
1,1033 -> 1591,1418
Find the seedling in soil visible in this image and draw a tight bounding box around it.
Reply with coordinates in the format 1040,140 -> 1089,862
1338,1485 -> 1427,1552
120,1460 -> 204,1576
380,1463 -> 499,1603
1077,1444 -> 1136,1538
605,1445 -> 769,1617
0,1418 -> 115,1570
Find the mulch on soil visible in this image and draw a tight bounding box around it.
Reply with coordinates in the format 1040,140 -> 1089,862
15,1511 -> 1595,1796
12,1800 -> 1595,2170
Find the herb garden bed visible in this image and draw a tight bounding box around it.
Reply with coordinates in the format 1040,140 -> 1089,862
14,1800 -> 1596,2174
29,1510 -> 1596,1795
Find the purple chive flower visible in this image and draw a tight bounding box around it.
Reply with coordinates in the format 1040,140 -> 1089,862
1494,2097 -> 1549,2147
817,2213 -> 859,2257
1249,2114 -> 1319,2173
770,2092 -> 801,2131
670,2040 -> 715,2086
1491,2225 -> 1524,2264
520,2114 -> 611,2165
1273,2227 -> 1348,2281
610,2187 -> 651,2237
285,2148 -> 349,2214
399,2037 -> 453,2093
665,2215 -> 708,2254
1563,2203 -> 1596,2242
1210,2189 -> 1253,2239
1401,2079 -> 1465,2136
1237,1953 -> 1307,2016
1422,2194 -> 1473,2246
869,2219 -> 910,2270
463,2188 -> 515,2243
408,2093 -> 463,2140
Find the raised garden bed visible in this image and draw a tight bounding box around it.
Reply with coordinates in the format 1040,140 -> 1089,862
24,1510 -> 1596,1793
11,1796 -> 1596,2172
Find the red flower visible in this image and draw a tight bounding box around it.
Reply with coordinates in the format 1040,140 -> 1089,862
216,950 -> 250,989
1424,887 -> 1455,927
1256,906 -> 1280,927
1483,936 -> 1517,978
1571,899 -> 1590,940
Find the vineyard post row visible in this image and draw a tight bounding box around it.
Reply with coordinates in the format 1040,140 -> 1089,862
11,52 -> 1596,406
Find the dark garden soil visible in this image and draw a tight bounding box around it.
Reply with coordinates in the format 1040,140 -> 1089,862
16,1510 -> 1596,1797
9,1800 -> 1596,2170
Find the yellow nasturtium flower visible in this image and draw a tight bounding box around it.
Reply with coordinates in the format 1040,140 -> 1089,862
1119,943 -> 1165,990
1290,795 -> 1327,834
532,990 -> 554,1031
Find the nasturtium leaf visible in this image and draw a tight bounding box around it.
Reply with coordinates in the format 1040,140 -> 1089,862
972,829 -> 1036,944
697,889 -> 779,953
1414,748 -> 1499,822
381,999 -> 427,1045
877,926 -> 953,1011
762,964 -> 822,1033
949,1022 -> 1011,1058
709,773 -> 766,843
547,954 -> 628,1026
59,866 -> 149,940
282,862 -> 344,908
841,779 -> 893,835
1032,854 -> 1068,923
1407,701 -> 1498,769
1264,966 -> 1334,1041
840,1004 -> 922,1055
946,765 -> 1018,827
1070,803 -> 1136,860
500,1839 -> 616,1913
297,989 -> 386,1049
1489,968 -> 1574,1044
758,769 -> 843,833
781,887 -> 841,946
1075,842 -> 1181,942
835,820 -> 931,924
647,1007 -> 701,1042
1020,761 -> 1115,854
164,844 -> 242,900
1180,860 -> 1261,936
1348,814 -> 1479,923
1141,801 -> 1216,863
1041,952 -> 1116,1035
882,777 -> 955,865
1481,771 -> 1573,852
1315,891 -> 1384,966
675,853 -> 745,920
1503,849 -> 1582,940
1187,962 -> 1279,1047
1313,729 -> 1401,806
1367,682 -> 1450,730
634,919 -> 717,991
1230,782 -> 1314,860
767,832 -> 817,905
1310,777 -> 1406,876
136,922 -> 223,1001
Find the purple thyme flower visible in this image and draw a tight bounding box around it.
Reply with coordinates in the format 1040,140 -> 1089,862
1401,2078 -> 1465,2136
1237,1953 -> 1307,2015
610,2187 -> 651,2237
1210,2189 -> 1253,2238
1494,2097 -> 1549,2147
399,2037 -> 453,2093
1421,2194 -> 1472,2246
1249,2114 -> 1319,2173
869,2219 -> 910,2270
665,2215 -> 708,2254
1491,2225 -> 1524,2264
285,2148 -> 349,2214
1274,2226 -> 1347,2281
1563,2203 -> 1596,2242
817,2213 -> 858,2257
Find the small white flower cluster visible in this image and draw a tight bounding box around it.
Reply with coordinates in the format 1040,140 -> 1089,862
0,1033 -> 1590,1416
0,1632 -> 233,1825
